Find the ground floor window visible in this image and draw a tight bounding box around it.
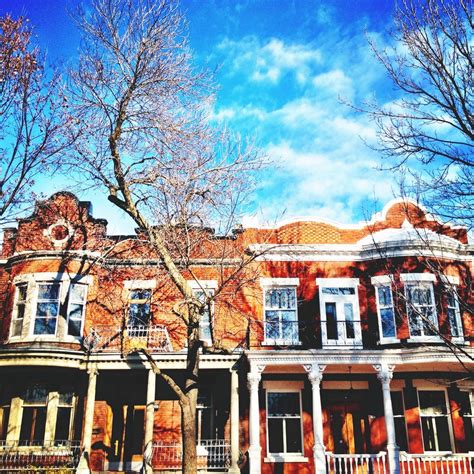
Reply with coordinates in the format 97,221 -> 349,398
266,391 -> 303,455
418,390 -> 452,452
391,391 -> 408,451
459,391 -> 474,451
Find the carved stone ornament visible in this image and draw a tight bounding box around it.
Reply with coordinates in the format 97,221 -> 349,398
373,364 -> 395,384
247,364 -> 265,390
43,219 -> 75,249
303,364 -> 326,385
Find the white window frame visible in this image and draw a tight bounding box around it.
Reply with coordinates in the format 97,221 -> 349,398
401,274 -> 440,342
9,273 -> 92,342
372,276 -> 399,344
417,388 -> 454,453
445,286 -> 464,343
187,280 -> 217,346
10,283 -> 28,338
317,278 -> 362,348
262,381 -> 307,463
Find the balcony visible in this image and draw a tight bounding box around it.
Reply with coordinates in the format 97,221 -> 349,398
0,440 -> 81,472
84,324 -> 173,353
151,439 -> 230,470
326,451 -> 388,473
400,452 -> 474,474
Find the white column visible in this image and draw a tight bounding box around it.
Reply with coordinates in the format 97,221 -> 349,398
247,365 -> 264,474
304,364 -> 327,474
77,365 -> 98,473
229,368 -> 240,474
374,364 -> 400,474
6,397 -> 22,443
144,369 -> 156,474
44,392 -> 59,444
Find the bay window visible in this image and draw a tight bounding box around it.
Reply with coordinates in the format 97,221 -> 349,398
9,273 -> 91,341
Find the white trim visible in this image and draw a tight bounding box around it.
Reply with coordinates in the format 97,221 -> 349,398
371,275 -> 394,285
124,279 -> 156,289
400,273 -> 436,282
260,278 -> 299,287
262,381 -> 304,391
316,278 -> 360,287
439,275 -> 460,286
264,455 -> 309,463
187,279 -> 218,290
13,272 -> 93,284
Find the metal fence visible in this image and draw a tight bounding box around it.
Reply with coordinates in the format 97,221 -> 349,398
0,440 -> 81,473
152,439 -> 231,470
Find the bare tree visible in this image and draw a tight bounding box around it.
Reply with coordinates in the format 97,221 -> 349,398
0,15 -> 74,224
362,0 -> 474,228
67,1 -> 265,472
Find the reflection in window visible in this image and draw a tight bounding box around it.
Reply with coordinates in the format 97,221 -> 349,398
419,390 -> 451,452
193,289 -> 214,343
34,283 -> 60,335
128,290 -> 151,327
376,285 -> 397,339
406,284 -> 438,337
264,288 -> 299,344
11,283 -> 28,337
446,290 -> 463,338
67,284 -> 87,337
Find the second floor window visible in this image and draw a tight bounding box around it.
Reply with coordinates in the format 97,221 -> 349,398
446,289 -> 463,339
405,283 -> 438,338
11,283 -> 28,337
193,288 -> 213,344
34,283 -> 61,335
375,285 -> 397,342
128,289 -> 151,329
264,287 -> 299,345
318,279 -> 362,348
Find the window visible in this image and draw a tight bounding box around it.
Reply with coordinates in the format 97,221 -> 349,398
67,284 -> 87,337
446,290 -> 463,339
372,276 -> 398,343
418,390 -> 452,452
264,287 -> 299,345
405,283 -> 438,338
459,391 -> 474,452
391,391 -> 408,451
34,283 -> 61,335
19,386 -> 48,444
54,392 -> 74,442
9,273 -> 91,340
193,288 -> 214,344
11,283 -> 27,337
266,392 -> 303,455
128,289 -> 151,328
317,279 -> 362,347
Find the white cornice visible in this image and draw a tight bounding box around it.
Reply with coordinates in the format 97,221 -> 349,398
248,241 -> 473,262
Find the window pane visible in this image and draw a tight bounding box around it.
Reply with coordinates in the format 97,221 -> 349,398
268,418 -> 284,453
68,303 -> 84,321
419,391 -> 447,415
20,407 -> 46,443
326,302 -> 338,340
68,319 -> 82,337
266,288 -> 296,310
265,311 -> 279,339
435,417 -> 451,451
24,386 -> 48,404
344,303 -> 355,339
268,393 -> 300,417
378,286 -> 392,306
12,316 -> 23,337
54,407 -> 72,441
38,283 -> 60,300
129,303 -> 150,326
69,283 -> 86,302
447,308 -> 461,337
34,316 -> 56,335
130,289 -> 151,301
36,302 -> 59,318
285,418 -> 302,453
391,392 -> 404,416
394,417 -> 408,451
381,308 -> 396,337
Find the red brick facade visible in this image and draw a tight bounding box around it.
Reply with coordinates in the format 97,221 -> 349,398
0,192 -> 472,473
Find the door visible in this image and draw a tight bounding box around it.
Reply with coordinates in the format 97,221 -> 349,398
324,391 -> 372,455
110,404 -> 145,471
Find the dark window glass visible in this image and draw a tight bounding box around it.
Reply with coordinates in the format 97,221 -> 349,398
344,303 -> 355,339
326,302 -> 338,340
268,418 -> 284,453
54,407 -> 72,441
20,407 -> 47,443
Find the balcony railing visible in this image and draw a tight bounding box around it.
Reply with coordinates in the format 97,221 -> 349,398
400,452 -> 474,474
326,451 -> 388,473
151,439 -> 230,470
84,324 -> 173,353
0,440 -> 81,472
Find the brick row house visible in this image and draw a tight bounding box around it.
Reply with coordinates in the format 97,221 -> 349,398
0,192 -> 472,473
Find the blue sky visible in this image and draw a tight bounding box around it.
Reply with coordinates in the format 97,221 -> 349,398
2,0 -> 402,233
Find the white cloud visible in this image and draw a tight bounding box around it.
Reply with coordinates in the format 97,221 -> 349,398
218,37 -> 321,85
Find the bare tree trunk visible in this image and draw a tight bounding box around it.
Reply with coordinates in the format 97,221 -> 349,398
181,396 -> 198,474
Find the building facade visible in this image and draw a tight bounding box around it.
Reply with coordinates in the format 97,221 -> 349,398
0,192 -> 472,473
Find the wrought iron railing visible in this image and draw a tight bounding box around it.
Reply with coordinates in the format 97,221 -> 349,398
0,440 -> 81,472
400,452 -> 474,474
84,324 -> 173,352
151,439 -> 230,470
326,451 -> 388,473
